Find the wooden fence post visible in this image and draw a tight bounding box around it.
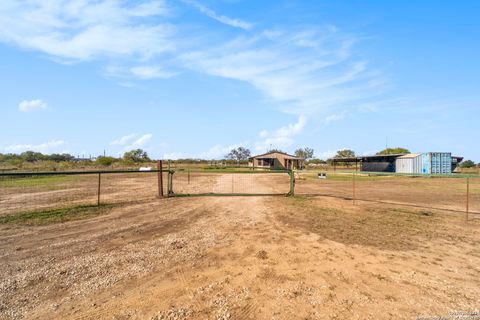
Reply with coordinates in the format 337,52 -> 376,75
157,160 -> 163,198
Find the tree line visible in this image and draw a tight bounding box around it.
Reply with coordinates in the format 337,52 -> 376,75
1,147 -> 477,168
0,151 -> 75,163
0,149 -> 153,167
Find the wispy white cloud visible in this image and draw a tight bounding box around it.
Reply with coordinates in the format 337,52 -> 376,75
3,140 -> 66,154
127,133 -> 153,150
324,110 -> 348,124
0,0 -> 174,62
18,99 -> 47,112
110,133 -> 137,146
255,115 -> 306,151
129,65 -> 176,79
198,141 -> 249,159
315,150 -> 337,160
315,147 -> 355,160
198,144 -> 230,159
181,29 -> 386,116
110,133 -> 155,151
162,152 -> 187,160
105,65 -> 176,80
181,0 -> 253,30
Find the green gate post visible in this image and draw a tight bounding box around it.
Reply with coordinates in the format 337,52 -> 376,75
288,170 -> 295,196
167,170 -> 175,196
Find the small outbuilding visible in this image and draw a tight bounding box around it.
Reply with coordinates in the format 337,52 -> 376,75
249,151 -> 303,170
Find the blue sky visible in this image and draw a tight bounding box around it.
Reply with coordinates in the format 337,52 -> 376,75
1,1 -> 479,161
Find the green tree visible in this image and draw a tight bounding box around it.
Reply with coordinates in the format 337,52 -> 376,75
267,148 -> 285,154
226,147 -> 251,164
332,149 -> 356,167
96,156 -> 117,166
334,149 -> 356,158
376,147 -> 410,155
294,147 -> 314,160
307,158 -> 326,164
460,160 -> 476,168
20,151 -> 44,162
123,149 -> 150,163
48,153 -> 74,162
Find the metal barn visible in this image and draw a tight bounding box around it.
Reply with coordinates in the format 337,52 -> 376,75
360,154 -> 401,172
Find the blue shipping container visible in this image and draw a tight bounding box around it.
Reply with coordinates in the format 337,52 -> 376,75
421,152 -> 452,174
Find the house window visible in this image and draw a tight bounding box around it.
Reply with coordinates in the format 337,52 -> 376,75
258,158 -> 274,166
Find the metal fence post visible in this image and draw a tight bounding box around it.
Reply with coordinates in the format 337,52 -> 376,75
157,160 -> 163,198
188,169 -> 190,184
466,177 -> 470,221
97,173 -> 101,206
352,171 -> 356,205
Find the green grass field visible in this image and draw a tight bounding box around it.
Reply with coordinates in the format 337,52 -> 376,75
0,175 -> 79,188
0,204 -> 114,225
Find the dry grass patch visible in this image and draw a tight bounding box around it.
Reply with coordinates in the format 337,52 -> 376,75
273,196 -> 473,251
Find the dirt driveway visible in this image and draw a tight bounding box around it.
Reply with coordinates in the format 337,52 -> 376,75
1,195 -> 479,320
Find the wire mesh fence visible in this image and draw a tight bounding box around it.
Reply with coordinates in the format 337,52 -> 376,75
0,168 -> 292,216
295,173 -> 352,199
1,167 -> 478,219
0,171 -> 168,216
296,172 -> 480,217
470,177 -> 480,214
0,173 -> 98,215
169,169 -> 293,196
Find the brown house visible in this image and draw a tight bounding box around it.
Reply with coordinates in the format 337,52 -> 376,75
248,151 -> 303,170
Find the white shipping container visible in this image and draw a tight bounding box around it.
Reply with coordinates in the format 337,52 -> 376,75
395,154 -> 422,174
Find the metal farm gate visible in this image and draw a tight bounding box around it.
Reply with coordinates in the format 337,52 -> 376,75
165,168 -> 295,197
